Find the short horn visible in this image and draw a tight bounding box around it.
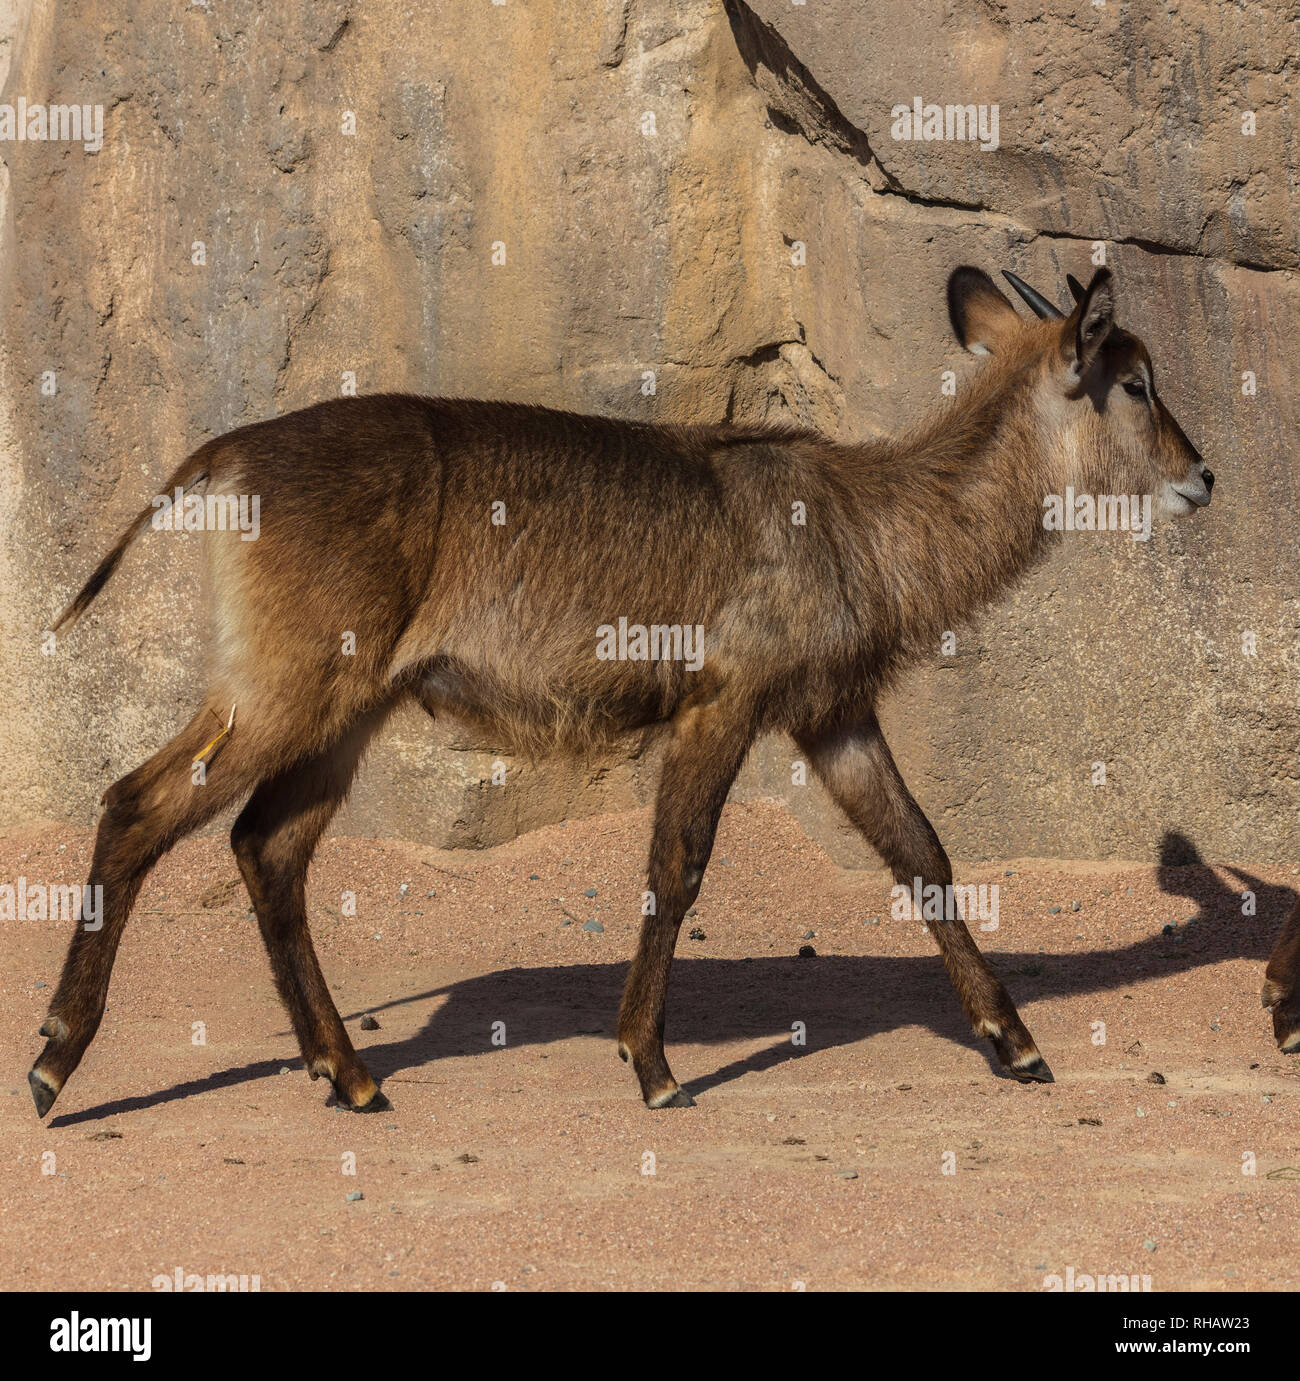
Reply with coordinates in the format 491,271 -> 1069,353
1001,270 -> 1064,320
1065,273 -> 1086,303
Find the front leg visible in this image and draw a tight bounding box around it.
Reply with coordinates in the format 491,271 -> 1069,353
796,714 -> 1053,1083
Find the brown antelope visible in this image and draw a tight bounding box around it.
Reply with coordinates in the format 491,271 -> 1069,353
1263,914 -> 1300,1055
30,264 -> 1214,1119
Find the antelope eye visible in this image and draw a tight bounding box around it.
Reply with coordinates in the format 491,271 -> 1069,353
1122,379 -> 1147,399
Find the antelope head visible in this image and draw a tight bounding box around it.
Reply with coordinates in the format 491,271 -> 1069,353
947,264 -> 1214,519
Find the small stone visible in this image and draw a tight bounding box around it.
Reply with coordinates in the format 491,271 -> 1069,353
279,1066 -> 291,1075
456,1152 -> 480,1164
426,890 -> 436,898
399,883 -> 410,896
1078,1116 -> 1102,1126
582,919 -> 604,933
1146,1071 -> 1166,1085
87,1129 -> 123,1140
837,1169 -> 858,1179
346,1191 -> 363,1202
797,944 -> 816,958
1071,901 -> 1081,912
1143,1240 -> 1157,1252
1004,870 -> 1015,877
688,927 -> 706,941
34,981 -> 46,989
782,1136 -> 806,1145
583,888 -> 597,898
1210,1021 -> 1220,1031
223,1156 -> 244,1164
360,1014 -> 380,1031
559,919 -> 571,927
1162,922 -> 1176,935
802,929 -> 816,940
528,874 -> 539,880
1262,1096 -> 1273,1105
1048,907 -> 1061,915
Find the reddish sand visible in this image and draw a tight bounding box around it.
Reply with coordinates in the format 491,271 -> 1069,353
2,801 -> 1296,1291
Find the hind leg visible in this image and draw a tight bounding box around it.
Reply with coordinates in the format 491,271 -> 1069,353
1263,899 -> 1300,1053
231,702 -> 396,1111
617,696 -> 754,1107
29,694 -> 268,1116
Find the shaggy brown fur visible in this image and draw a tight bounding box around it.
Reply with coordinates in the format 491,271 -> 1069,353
30,266 -> 1221,1118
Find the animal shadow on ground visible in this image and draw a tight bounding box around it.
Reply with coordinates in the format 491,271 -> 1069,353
48,828 -> 1291,1126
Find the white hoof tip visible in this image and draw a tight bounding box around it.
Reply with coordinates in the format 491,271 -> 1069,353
1011,1055 -> 1054,1083
647,1087 -> 695,1109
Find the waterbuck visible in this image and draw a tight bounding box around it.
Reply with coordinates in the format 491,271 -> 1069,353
30,264 -> 1214,1118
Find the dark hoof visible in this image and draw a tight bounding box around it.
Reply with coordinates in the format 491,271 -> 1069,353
1265,984 -> 1300,1052
646,1086 -> 695,1109
29,1068 -> 58,1118
1010,1055 -> 1054,1084
350,1088 -> 393,1113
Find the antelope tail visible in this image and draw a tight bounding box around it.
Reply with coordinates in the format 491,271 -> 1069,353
52,444 -> 217,633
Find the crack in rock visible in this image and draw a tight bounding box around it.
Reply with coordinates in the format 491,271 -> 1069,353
723,0 -> 1295,279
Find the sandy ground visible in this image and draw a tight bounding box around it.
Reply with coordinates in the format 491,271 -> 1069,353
1,800 -> 1296,1292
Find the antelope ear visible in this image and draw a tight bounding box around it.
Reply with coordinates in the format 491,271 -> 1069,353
947,266 -> 1021,356
1063,268 -> 1114,379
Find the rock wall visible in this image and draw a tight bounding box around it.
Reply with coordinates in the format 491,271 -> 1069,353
0,0 -> 1296,866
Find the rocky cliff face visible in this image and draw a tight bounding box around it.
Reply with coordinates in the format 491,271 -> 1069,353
1,0 -> 1295,866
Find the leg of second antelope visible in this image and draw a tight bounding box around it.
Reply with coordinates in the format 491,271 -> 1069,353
617,698 -> 753,1108
1262,898 -> 1300,1054
797,714 -> 1053,1082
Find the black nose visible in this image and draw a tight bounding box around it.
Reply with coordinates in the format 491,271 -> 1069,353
1202,468 -> 1214,491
